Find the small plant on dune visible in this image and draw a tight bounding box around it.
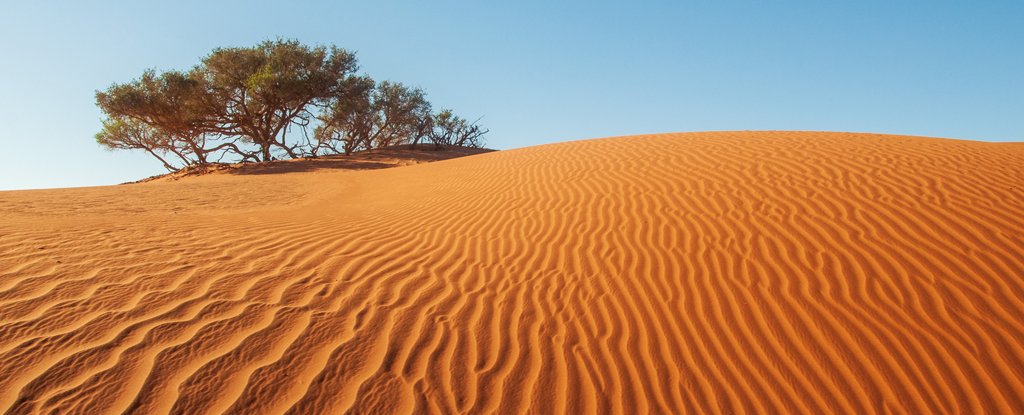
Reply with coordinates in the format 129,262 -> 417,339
96,39 -> 487,172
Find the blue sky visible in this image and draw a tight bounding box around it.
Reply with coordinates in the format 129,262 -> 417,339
0,1 -> 1021,190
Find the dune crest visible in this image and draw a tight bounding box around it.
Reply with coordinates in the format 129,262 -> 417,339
2,131 -> 1024,414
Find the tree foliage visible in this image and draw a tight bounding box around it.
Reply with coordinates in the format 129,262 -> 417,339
95,39 -> 486,171
427,109 -> 488,148
314,80 -> 432,154
96,117 -> 181,172
197,39 -> 358,161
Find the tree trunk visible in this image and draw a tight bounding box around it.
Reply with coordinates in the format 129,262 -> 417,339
264,143 -> 276,160
261,141 -> 272,162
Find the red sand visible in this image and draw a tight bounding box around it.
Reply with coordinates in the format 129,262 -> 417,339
2,131 -> 1024,413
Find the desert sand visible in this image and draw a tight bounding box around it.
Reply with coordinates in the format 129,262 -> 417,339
1,131 -> 1023,414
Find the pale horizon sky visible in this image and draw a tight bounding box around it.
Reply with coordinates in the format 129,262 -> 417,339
1,1 -> 1022,190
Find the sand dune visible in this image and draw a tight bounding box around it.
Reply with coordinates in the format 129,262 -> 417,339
2,131 -> 1024,414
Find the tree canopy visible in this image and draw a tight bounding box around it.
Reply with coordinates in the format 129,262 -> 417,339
96,39 -> 487,172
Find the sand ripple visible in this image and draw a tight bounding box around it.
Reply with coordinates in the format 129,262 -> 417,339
1,132 -> 1023,414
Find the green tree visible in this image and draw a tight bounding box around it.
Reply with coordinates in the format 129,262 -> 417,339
96,39 -> 487,171
315,81 -> 432,154
197,39 -> 358,161
95,117 -> 186,172
428,109 -> 488,148
311,76 -> 375,155
96,69 -> 257,166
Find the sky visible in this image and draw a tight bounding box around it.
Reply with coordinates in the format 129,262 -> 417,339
0,1 -> 1021,190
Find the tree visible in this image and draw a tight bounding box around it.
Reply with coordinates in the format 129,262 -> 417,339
96,39 -> 488,171
96,117 -> 186,172
315,81 -> 432,154
96,69 -> 238,166
428,109 -> 488,148
365,81 -> 431,149
146,71 -> 256,163
96,69 -> 212,136
197,39 -> 358,161
311,76 -> 375,155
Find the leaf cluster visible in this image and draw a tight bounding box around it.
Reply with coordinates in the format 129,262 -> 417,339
96,39 -> 486,172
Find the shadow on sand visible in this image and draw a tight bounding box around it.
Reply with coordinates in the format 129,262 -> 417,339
224,145 -> 495,176
131,145 -> 496,183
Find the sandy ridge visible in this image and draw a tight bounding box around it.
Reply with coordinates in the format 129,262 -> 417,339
1,131 -> 1024,413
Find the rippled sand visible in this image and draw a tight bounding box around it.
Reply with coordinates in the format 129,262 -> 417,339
2,131 -> 1023,414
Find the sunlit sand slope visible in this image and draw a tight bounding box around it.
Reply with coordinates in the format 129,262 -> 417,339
2,131 -> 1024,414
